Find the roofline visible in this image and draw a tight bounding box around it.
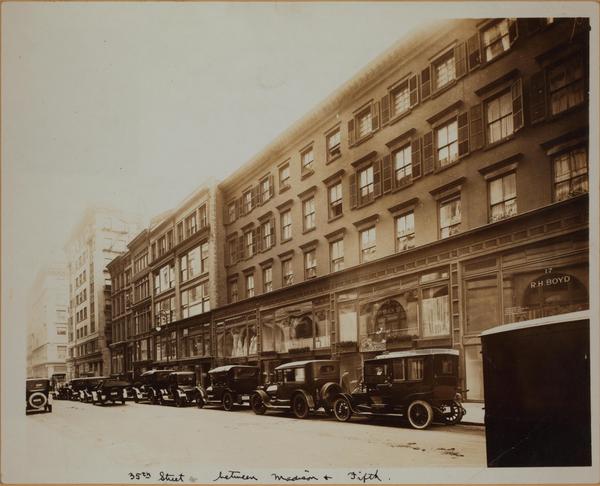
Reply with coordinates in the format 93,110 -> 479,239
218,18 -> 464,193
480,310 -> 591,337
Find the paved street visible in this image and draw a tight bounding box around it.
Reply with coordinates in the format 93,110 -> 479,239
18,399 -> 486,483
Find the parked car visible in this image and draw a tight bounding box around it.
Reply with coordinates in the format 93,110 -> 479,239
133,369 -> 175,404
91,379 -> 130,405
331,349 -> 465,429
79,377 -> 108,403
250,360 -> 342,419
198,365 -> 260,411
26,378 -> 52,414
50,373 -> 66,398
159,372 -> 200,407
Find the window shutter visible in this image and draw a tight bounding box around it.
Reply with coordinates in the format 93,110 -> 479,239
382,154 -> 392,194
256,225 -> 263,253
251,186 -> 259,209
454,42 -> 467,79
467,33 -> 481,71
371,101 -> 380,132
257,184 -> 263,206
508,18 -> 518,44
373,159 -> 382,198
235,199 -> 241,219
347,119 -> 355,147
238,235 -> 246,260
511,78 -> 524,131
349,173 -> 357,209
268,174 -> 274,200
381,94 -> 390,126
238,195 -> 246,216
457,111 -> 469,158
529,71 -> 547,124
420,67 -> 431,101
409,74 -> 419,107
422,131 -> 434,175
270,218 -> 276,248
411,138 -> 422,179
469,103 -> 484,151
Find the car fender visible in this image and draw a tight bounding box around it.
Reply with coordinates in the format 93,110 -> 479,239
176,389 -> 186,399
92,391 -> 98,401
320,382 -> 343,408
196,386 -> 207,400
403,391 -> 434,406
253,389 -> 271,404
293,389 -> 315,410
333,392 -> 360,413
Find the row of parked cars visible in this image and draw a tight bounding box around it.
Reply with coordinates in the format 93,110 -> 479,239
43,348 -> 466,429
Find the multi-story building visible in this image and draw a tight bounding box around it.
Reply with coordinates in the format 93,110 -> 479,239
108,18 -> 590,399
26,264 -> 68,379
107,184 -> 222,384
65,207 -> 142,378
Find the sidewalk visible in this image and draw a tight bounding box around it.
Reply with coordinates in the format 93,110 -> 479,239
462,402 -> 485,425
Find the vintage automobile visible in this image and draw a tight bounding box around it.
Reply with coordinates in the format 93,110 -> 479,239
250,360 -> 342,419
158,372 -> 200,407
50,373 -> 67,398
26,378 -> 53,414
68,377 -> 107,402
133,369 -> 175,404
91,379 -> 130,405
197,365 -> 260,411
331,349 -> 464,429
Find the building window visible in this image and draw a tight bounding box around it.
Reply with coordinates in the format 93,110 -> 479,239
180,242 -> 209,282
357,108 -> 373,139
229,279 -> 239,303
304,250 -> 317,279
261,220 -> 274,250
303,197 -> 316,232
154,264 -> 174,294
244,230 -> 255,258
395,212 -> 415,252
185,212 -> 198,238
548,57 -> 585,115
486,90 -> 514,144
198,205 -> 208,229
439,197 -> 461,238
260,176 -> 272,203
326,128 -> 341,162
177,222 -> 184,242
330,239 -> 344,272
553,147 -> 588,201
246,273 -> 255,298
358,165 -> 374,204
243,190 -> 253,215
227,202 -> 236,224
433,50 -> 456,91
328,182 -> 343,219
482,19 -> 517,62
489,172 -> 517,222
393,144 -> 412,187
360,227 -> 376,263
282,259 -> 294,287
181,281 -> 210,318
391,82 -> 410,116
436,119 -> 458,167
279,163 -> 290,190
263,266 -> 273,293
155,296 -> 175,325
281,209 -> 292,241
301,146 -> 314,174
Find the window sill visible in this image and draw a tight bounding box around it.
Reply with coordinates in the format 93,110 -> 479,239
302,227 -> 316,235
434,159 -> 462,174
281,237 -> 292,244
388,108 -> 412,126
392,178 -> 414,192
483,134 -> 516,152
327,153 -> 342,165
279,185 -> 291,194
356,197 -> 377,210
353,132 -> 375,147
328,214 -> 343,224
430,79 -> 458,100
301,169 -> 315,180
547,102 -> 587,123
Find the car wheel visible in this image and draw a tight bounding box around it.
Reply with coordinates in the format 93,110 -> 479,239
197,397 -> 205,409
442,400 -> 463,425
250,393 -> 266,415
292,394 -> 309,419
333,397 -> 352,422
134,395 -> 139,403
222,392 -> 234,411
407,400 -> 433,430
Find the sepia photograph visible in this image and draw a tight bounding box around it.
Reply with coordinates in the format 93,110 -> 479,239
1,2 -> 598,484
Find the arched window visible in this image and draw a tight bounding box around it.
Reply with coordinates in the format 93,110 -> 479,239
374,299 -> 407,333
523,273 -> 588,318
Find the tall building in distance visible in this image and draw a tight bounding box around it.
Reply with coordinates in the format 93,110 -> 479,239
26,263 -> 69,379
107,18 -> 590,400
65,207 -> 143,378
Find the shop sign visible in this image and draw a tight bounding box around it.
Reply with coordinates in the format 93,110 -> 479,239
529,274 -> 571,289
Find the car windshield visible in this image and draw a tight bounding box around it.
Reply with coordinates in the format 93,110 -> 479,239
177,374 -> 195,385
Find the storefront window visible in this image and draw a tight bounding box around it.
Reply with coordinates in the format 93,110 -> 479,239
338,301 -> 358,343
179,323 -> 211,358
503,264 -> 588,323
465,275 -> 500,334
421,285 -> 450,337
216,316 -> 257,358
314,304 -> 330,349
269,301 -> 314,352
